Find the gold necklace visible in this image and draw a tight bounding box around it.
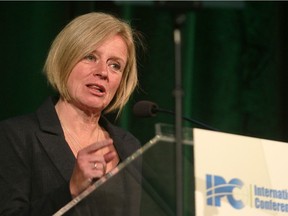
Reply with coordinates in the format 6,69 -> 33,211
61,121 -> 120,172
61,123 -> 101,156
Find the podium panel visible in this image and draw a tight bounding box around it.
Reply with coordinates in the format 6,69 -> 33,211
53,123 -> 194,216
194,128 -> 288,216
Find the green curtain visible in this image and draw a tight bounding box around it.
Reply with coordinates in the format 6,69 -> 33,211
0,1 -> 285,143
0,1 -> 287,214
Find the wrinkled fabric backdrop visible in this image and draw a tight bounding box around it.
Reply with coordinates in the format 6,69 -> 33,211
1,1 -> 287,143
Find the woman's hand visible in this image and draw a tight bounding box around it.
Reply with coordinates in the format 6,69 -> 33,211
69,138 -> 116,198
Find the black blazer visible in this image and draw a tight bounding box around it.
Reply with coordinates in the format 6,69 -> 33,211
0,97 -> 142,216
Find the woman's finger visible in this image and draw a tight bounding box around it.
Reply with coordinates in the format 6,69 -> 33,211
104,151 -> 117,163
80,138 -> 113,154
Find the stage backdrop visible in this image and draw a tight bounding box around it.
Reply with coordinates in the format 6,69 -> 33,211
0,2 -> 287,153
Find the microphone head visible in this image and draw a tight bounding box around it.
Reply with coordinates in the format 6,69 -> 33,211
133,100 -> 159,117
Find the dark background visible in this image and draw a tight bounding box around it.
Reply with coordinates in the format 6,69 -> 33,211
0,1 -> 288,145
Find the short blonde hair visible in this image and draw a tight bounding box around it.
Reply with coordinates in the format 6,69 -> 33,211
44,12 -> 138,113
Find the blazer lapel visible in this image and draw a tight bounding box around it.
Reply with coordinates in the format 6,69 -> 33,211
37,131 -> 75,181
36,97 -> 75,182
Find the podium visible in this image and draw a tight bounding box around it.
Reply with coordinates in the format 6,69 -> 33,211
53,123 -> 195,216
54,123 -> 288,215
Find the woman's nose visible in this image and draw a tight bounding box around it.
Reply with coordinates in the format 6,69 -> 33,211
93,62 -> 108,79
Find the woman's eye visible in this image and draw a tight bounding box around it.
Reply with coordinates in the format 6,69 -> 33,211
108,60 -> 123,72
111,63 -> 121,71
84,54 -> 96,62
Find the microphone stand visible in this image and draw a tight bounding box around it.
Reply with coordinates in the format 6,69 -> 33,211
173,14 -> 186,216
156,107 -> 219,131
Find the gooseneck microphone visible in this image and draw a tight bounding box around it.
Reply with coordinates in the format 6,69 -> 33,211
133,100 -> 219,131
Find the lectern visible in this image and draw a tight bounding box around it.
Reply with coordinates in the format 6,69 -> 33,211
53,123 -> 195,216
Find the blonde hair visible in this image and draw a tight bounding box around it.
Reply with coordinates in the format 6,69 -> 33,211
44,12 -> 138,113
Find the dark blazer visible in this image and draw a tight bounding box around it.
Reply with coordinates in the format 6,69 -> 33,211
0,97 -> 142,216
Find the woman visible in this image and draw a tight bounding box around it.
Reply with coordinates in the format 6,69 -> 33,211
0,12 -> 142,216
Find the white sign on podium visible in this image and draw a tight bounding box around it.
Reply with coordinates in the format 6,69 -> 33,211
194,128 -> 288,216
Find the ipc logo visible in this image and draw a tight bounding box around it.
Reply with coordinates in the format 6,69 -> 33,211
206,174 -> 245,209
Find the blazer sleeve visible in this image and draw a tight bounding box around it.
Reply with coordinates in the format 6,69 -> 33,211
0,120 -> 72,216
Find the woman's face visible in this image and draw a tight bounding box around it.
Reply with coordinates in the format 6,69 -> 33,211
67,34 -> 127,113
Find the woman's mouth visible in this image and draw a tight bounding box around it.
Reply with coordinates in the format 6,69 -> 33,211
86,83 -> 106,94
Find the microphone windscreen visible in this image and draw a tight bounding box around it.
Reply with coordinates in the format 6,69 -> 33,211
133,101 -> 159,117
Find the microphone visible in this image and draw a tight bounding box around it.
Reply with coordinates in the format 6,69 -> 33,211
133,100 -> 218,131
